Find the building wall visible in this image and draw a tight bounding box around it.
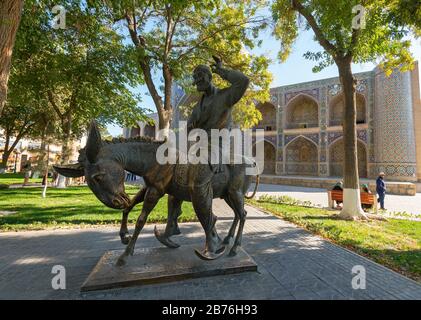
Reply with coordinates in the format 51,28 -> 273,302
373,66 -> 417,181
256,64 -> 420,182
411,62 -> 421,182
142,63 -> 420,183
268,70 -> 372,178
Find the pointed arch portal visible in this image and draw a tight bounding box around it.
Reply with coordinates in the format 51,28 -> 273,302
285,136 -> 318,176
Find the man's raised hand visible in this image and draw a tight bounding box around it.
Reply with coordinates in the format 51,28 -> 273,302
211,55 -> 223,74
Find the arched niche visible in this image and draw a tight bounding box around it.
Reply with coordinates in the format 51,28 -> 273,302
285,136 -> 318,175
329,93 -> 366,126
253,140 -> 276,174
144,123 -> 156,138
256,102 -> 277,131
285,94 -> 319,129
130,126 -> 141,137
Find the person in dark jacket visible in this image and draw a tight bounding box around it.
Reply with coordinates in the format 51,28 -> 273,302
376,172 -> 386,210
332,181 -> 343,208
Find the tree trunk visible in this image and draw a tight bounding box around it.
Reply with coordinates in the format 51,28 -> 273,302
0,0 -> 23,115
1,129 -> 25,171
1,151 -> 11,169
57,115 -> 72,188
157,109 -> 171,139
0,132 -> 10,170
337,60 -> 367,220
125,14 -> 173,139
36,131 -> 47,173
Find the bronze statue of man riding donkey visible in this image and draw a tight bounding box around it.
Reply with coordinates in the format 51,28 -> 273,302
54,56 -> 260,266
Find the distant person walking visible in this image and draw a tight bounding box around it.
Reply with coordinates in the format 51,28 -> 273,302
22,161 -> 32,186
376,172 -> 386,210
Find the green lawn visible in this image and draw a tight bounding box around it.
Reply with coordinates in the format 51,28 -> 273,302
248,198 -> 421,282
0,173 -> 43,186
0,185 -> 197,231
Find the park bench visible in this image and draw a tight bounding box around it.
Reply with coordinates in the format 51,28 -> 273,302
327,190 -> 376,211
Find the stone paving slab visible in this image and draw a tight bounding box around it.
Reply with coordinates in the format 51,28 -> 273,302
0,199 -> 420,300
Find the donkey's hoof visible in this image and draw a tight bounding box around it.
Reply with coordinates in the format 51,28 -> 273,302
228,247 -> 238,257
120,234 -> 132,245
129,247 -> 135,256
116,256 -> 127,267
194,246 -> 226,261
173,226 -> 181,235
154,226 -> 180,248
222,236 -> 232,245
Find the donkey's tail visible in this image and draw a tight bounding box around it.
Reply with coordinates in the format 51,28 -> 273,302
245,174 -> 260,199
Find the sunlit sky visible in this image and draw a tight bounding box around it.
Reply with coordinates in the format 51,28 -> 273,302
107,27 -> 421,136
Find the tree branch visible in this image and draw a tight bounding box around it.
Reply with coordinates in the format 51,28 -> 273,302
175,19 -> 262,62
125,9 -> 164,114
47,91 -> 63,119
125,12 -> 141,47
8,119 -> 36,153
347,28 -> 360,59
291,0 -> 337,57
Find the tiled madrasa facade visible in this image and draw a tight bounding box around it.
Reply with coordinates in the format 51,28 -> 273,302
171,62 -> 421,183
261,62 -> 421,182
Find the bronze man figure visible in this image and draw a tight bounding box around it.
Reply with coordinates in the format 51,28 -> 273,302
187,56 -> 250,259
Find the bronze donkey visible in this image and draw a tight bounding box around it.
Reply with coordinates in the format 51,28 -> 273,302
54,121 -> 259,266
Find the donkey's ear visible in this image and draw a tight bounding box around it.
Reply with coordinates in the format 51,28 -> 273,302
86,120 -> 102,163
53,163 -> 84,178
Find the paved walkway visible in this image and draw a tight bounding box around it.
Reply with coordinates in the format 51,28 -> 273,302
252,183 -> 421,217
0,199 -> 420,300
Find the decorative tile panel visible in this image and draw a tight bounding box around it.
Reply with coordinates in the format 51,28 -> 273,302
328,132 -> 342,144
285,133 -> 319,146
328,84 -> 341,96
284,88 -> 320,104
373,69 -> 416,172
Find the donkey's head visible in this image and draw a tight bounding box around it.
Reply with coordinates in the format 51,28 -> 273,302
53,121 -> 130,209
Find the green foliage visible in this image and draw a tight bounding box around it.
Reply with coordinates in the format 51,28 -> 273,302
1,31 -> 58,151
103,0 -> 272,129
0,80 -> 53,166
257,194 -> 315,207
0,102 -> 43,143
271,0 -> 298,62
272,0 -> 419,74
387,0 -> 421,37
10,0 -> 147,143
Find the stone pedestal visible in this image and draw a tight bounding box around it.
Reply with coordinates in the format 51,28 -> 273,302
81,244 -> 258,292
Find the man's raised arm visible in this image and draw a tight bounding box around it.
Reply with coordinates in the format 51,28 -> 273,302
212,56 -> 250,107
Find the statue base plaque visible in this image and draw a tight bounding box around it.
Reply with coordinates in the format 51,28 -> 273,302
81,244 -> 257,292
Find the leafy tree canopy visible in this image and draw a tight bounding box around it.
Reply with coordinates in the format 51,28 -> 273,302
101,0 -> 272,129
272,0 -> 419,74
10,0 -> 147,143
